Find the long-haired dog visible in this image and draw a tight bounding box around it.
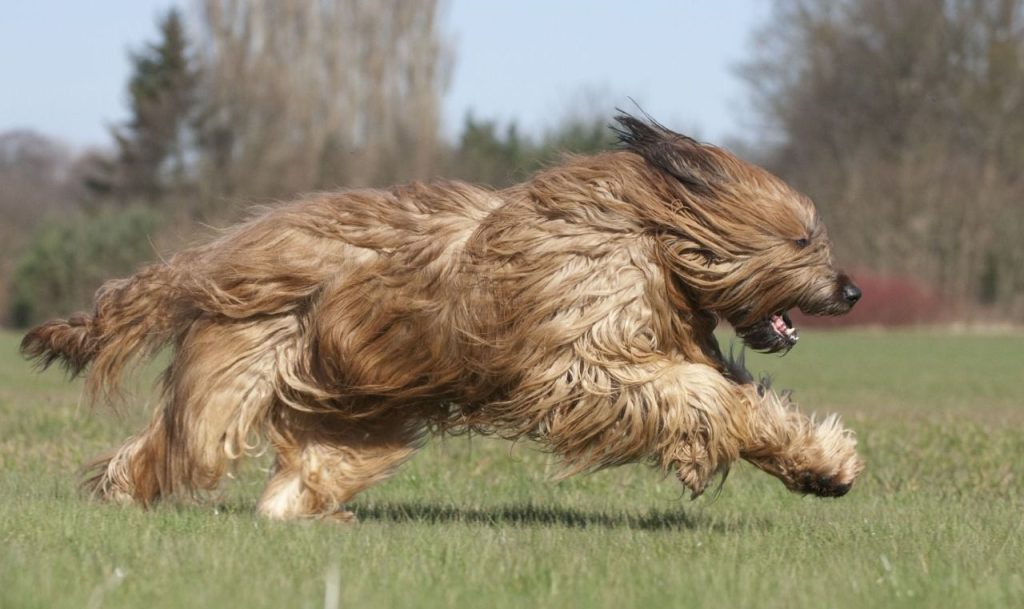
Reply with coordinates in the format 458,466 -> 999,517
23,114 -> 864,521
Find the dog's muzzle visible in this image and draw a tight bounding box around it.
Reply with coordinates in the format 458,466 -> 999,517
735,276 -> 861,354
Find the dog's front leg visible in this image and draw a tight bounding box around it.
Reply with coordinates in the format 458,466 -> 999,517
538,360 -> 756,498
737,383 -> 863,497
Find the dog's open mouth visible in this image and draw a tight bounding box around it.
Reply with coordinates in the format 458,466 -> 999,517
770,311 -> 799,345
736,310 -> 799,354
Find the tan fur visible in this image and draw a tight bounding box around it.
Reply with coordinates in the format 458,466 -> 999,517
23,115 -> 864,520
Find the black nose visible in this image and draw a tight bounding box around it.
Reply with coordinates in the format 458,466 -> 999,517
841,283 -> 862,305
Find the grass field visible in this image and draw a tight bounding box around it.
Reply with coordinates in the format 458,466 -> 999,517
1,328 -> 1022,609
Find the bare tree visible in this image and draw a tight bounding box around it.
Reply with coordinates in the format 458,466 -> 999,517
0,130 -> 75,324
193,0 -> 451,204
741,0 -> 1024,319
0,131 -> 71,230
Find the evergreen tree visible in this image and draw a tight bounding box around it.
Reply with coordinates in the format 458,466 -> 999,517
110,8 -> 196,203
448,114 -> 612,188
450,116 -> 530,187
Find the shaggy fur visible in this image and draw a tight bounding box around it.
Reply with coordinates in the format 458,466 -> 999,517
22,114 -> 864,520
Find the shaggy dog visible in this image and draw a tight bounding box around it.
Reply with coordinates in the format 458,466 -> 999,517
22,114 -> 864,521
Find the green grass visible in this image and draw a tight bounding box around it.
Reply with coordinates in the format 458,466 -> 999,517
1,328 -> 1022,609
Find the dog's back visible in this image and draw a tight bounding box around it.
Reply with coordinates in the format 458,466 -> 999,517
22,180 -> 502,401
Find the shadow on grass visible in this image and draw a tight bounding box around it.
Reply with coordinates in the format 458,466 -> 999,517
354,501 -> 753,531
120,498 -> 768,533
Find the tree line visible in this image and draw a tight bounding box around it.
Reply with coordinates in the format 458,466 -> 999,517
2,0 -> 1022,326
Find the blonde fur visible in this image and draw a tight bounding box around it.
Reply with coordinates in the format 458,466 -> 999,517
23,114 -> 863,519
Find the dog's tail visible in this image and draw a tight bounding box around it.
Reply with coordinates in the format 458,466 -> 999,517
21,205 -> 336,398
20,261 -> 191,398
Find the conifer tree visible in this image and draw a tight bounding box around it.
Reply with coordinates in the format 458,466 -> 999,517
110,8 -> 196,203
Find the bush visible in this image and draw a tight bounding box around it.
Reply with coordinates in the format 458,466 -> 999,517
8,206 -> 161,327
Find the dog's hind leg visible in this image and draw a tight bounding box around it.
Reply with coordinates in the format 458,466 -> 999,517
738,385 -> 863,497
84,316 -> 296,505
82,409 -> 170,505
257,413 -> 420,521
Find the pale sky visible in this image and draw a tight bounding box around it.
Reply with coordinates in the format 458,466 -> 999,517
0,0 -> 770,150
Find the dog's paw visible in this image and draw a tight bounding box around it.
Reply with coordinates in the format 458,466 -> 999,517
789,448 -> 864,498
793,471 -> 853,497
678,466 -> 711,499
790,415 -> 864,498
320,509 -> 357,523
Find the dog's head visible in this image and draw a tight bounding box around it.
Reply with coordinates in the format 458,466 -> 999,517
615,113 -> 860,354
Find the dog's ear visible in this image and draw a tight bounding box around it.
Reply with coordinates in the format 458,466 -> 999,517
612,112 -> 723,196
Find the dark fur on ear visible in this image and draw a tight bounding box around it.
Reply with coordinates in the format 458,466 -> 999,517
611,111 -> 723,196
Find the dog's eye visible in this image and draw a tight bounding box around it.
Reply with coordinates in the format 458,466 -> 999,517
794,237 -> 810,248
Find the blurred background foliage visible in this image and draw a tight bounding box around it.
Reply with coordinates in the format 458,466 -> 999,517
2,0 -> 1023,327
8,207 -> 161,327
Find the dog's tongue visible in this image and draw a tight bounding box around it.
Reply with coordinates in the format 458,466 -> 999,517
771,314 -> 788,334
